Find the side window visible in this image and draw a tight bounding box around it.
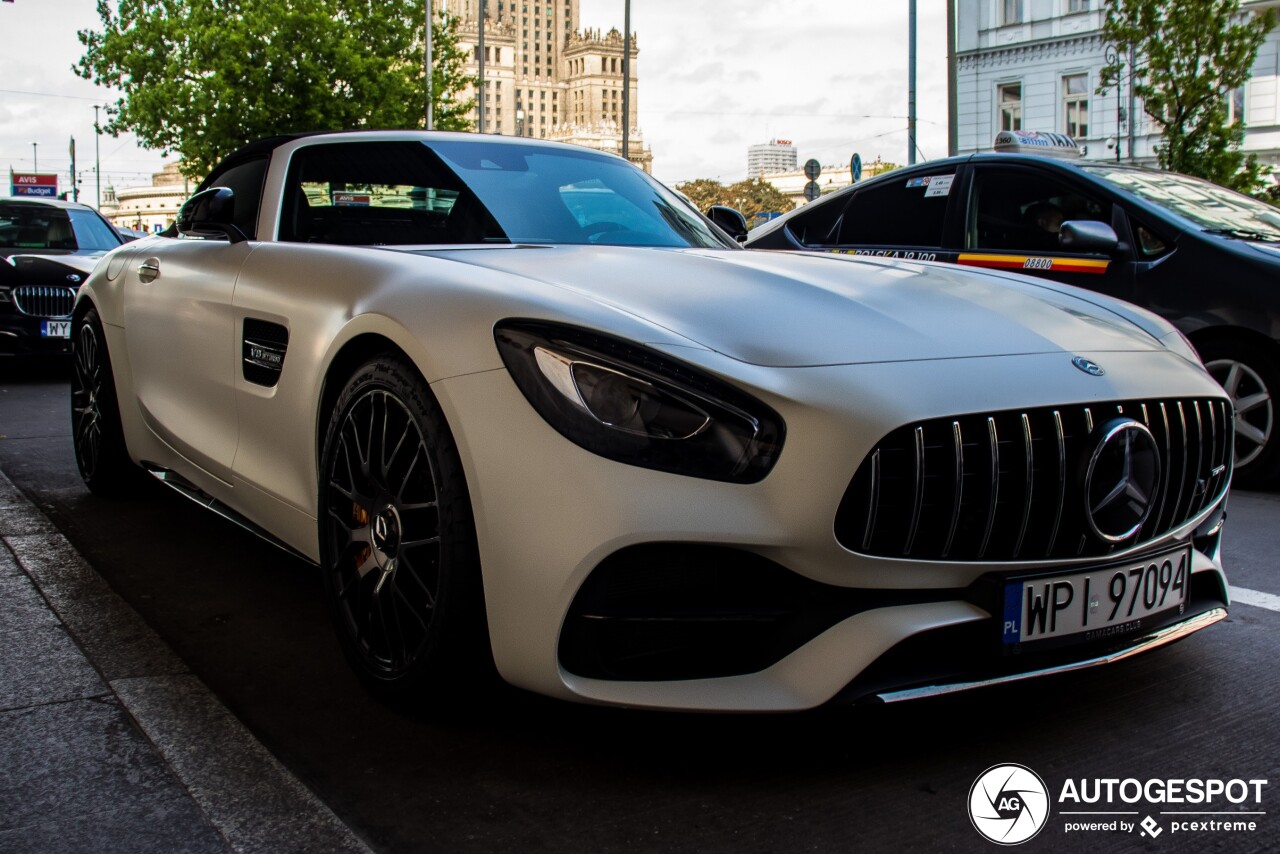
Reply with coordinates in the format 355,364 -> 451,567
204,158 -> 267,239
783,195 -> 844,246
1132,219 -> 1170,258
969,169 -> 1110,252
280,141 -> 501,245
834,174 -> 954,247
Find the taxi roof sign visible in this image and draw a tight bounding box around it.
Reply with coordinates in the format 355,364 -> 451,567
993,130 -> 1082,159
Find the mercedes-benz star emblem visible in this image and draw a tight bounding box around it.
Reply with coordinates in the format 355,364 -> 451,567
1071,355 -> 1105,376
1084,418 -> 1161,542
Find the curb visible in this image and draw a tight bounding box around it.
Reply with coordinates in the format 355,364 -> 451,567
0,469 -> 373,854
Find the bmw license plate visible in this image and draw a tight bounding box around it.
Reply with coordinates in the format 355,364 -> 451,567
41,320 -> 71,338
1002,547 -> 1190,647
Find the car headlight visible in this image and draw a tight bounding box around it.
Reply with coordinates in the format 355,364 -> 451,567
495,320 -> 785,483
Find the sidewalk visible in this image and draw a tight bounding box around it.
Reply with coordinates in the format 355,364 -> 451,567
0,469 -> 372,854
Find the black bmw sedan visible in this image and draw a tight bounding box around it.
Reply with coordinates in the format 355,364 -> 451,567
1,197 -> 124,357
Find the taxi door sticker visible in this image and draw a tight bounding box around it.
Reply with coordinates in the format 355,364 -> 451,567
956,254 -> 1110,275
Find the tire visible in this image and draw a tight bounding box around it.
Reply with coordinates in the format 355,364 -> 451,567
318,355 -> 493,704
1201,339 -> 1280,487
71,307 -> 145,496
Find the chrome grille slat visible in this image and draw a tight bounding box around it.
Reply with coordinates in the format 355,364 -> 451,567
12,286 -> 76,318
1046,410 -> 1065,557
978,417 -> 999,560
1013,413 -> 1034,558
942,421 -> 963,558
904,427 -> 925,555
861,450 -> 881,553
836,396 -> 1231,562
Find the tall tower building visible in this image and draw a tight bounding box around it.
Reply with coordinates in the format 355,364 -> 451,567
747,139 -> 798,176
444,0 -> 652,172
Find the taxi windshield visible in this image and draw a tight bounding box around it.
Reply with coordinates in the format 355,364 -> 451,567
1083,165 -> 1280,242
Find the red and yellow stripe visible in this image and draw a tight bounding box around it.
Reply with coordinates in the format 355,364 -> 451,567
957,253 -> 1109,275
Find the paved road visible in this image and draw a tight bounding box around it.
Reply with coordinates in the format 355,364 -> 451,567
2,362 -> 1278,853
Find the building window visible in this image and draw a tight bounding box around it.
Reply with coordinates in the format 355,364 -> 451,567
1227,86 -> 1246,125
1002,0 -> 1022,25
998,83 -> 1022,131
1063,74 -> 1089,138
1066,0 -> 1088,11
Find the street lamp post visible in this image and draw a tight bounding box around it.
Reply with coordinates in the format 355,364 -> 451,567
1104,44 -> 1125,163
425,0 -> 433,130
907,0 -> 917,166
94,105 -> 102,208
477,0 -> 486,133
622,0 -> 631,161
32,142 -> 37,173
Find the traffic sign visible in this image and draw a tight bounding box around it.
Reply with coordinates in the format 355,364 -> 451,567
803,159 -> 821,181
851,153 -> 862,182
803,181 -> 821,202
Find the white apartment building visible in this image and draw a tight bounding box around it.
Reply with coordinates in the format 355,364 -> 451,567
747,139 -> 799,176
956,0 -> 1280,167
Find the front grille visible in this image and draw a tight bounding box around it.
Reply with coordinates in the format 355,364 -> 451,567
12,286 -> 76,318
836,398 -> 1232,562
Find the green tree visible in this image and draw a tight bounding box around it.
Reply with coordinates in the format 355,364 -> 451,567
1100,0 -> 1276,192
674,177 -> 795,229
674,178 -> 727,213
77,0 -> 475,179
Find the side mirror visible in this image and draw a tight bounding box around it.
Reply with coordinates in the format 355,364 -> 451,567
707,205 -> 749,243
176,187 -> 248,243
1059,220 -> 1119,255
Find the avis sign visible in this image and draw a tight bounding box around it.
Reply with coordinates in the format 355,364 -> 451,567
10,172 -> 58,197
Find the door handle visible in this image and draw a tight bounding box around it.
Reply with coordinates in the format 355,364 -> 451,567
138,258 -> 160,283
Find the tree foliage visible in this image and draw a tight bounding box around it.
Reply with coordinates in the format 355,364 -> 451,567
675,177 -> 795,228
1100,0 -> 1276,192
77,0 -> 475,178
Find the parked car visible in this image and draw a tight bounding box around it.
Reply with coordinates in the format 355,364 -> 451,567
73,131 -> 1231,711
1,197 -> 124,357
747,131 -> 1280,486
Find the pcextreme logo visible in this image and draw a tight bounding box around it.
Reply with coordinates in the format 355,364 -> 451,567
968,765 -> 1270,845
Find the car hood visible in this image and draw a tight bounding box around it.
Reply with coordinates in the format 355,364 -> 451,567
0,251 -> 102,283
423,246 -> 1165,367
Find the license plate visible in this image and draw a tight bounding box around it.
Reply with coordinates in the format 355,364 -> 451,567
1002,547 -> 1190,646
41,320 -> 71,338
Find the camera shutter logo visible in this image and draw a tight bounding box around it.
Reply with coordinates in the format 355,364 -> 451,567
969,764 -> 1050,845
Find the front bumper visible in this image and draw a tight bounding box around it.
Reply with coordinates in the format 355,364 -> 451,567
434,347 -> 1231,712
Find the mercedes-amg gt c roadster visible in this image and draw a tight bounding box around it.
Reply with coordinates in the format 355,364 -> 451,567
71,131 -> 1232,711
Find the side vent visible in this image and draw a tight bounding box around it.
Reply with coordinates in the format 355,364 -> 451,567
242,318 -> 289,387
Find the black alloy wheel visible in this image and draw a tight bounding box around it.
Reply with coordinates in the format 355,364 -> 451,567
71,307 -> 142,496
319,355 -> 490,702
1201,339 -> 1280,487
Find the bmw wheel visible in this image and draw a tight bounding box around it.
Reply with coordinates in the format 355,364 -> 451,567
1202,340 -> 1280,486
71,307 -> 144,496
319,355 -> 491,703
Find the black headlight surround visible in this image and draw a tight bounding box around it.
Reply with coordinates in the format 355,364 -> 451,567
495,320 -> 785,483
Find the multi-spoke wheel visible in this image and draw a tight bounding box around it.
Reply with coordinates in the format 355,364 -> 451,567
71,307 -> 142,495
1202,340 -> 1280,487
319,355 -> 490,701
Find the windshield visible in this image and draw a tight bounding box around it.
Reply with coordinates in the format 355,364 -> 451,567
0,202 -> 123,253
427,141 -> 735,249
1083,165 -> 1280,241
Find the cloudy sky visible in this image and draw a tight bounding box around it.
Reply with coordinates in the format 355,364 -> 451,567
0,0 -> 947,199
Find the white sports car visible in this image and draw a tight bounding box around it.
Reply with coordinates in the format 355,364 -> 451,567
72,131 -> 1232,711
